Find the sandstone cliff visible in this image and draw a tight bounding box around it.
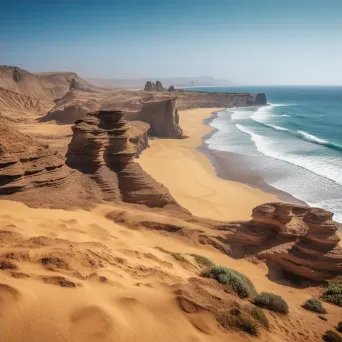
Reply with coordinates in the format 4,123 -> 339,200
66,110 -> 184,210
0,118 -> 68,194
232,203 -> 342,281
0,118 -> 102,209
138,98 -> 184,138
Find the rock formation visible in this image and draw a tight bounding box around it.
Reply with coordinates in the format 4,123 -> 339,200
66,110 -> 184,209
144,81 -> 154,91
168,85 -> 175,92
232,203 -> 342,281
143,81 -> 166,92
139,98 -> 184,138
155,81 -> 165,91
127,121 -> 150,157
246,93 -> 267,106
0,119 -> 69,194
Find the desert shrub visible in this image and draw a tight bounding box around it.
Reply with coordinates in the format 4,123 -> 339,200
218,310 -> 259,336
254,292 -> 289,314
323,330 -> 342,342
302,298 -> 327,314
337,322 -> 342,333
189,254 -> 215,267
251,307 -> 269,329
206,265 -> 257,298
155,246 -> 170,254
322,284 -> 342,307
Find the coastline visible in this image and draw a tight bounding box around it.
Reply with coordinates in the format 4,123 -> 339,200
199,110 -> 307,206
138,108 -> 280,221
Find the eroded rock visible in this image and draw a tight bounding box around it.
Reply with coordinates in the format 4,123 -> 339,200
139,98 -> 184,138
233,203 -> 342,281
66,110 -> 184,209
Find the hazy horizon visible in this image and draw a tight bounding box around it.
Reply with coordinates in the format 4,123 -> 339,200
1,0 -> 342,85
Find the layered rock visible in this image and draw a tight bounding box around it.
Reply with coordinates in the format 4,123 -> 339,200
139,98 -> 184,138
0,119 -> 69,194
66,110 -> 183,209
233,203 -> 342,281
127,121 -> 150,157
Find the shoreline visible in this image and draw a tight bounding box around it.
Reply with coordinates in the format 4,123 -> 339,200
138,108 -> 280,221
199,109 -> 307,206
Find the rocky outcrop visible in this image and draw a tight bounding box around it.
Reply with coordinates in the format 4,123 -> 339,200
66,110 -> 184,209
139,98 -> 184,138
232,203 -> 342,281
246,93 -> 267,106
0,119 -> 69,194
175,91 -> 267,110
168,85 -> 175,92
143,81 -> 166,92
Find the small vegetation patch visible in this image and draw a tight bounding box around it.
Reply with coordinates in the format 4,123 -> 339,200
322,283 -> 342,307
337,322 -> 342,333
154,247 -> 192,266
254,292 -> 289,314
204,265 -> 257,299
302,298 -> 327,314
189,254 -> 215,267
170,252 -> 188,263
251,307 -> 269,329
323,330 -> 342,342
218,309 -> 259,336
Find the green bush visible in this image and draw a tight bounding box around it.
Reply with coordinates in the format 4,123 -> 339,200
207,265 -> 257,298
217,310 -> 259,336
323,330 -> 342,342
251,307 -> 269,329
189,254 -> 215,267
337,322 -> 342,333
254,292 -> 289,314
302,298 -> 327,314
322,284 -> 342,307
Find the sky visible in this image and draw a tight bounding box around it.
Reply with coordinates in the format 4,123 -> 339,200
1,0 -> 342,85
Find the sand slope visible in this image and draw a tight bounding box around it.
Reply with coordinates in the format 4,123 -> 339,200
138,108 -> 278,221
0,199 -> 341,342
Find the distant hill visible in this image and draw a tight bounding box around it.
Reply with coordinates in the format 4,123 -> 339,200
86,76 -> 232,89
0,65 -> 102,122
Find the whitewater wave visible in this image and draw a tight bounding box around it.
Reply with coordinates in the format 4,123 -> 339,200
234,123 -> 342,186
249,105 -> 342,152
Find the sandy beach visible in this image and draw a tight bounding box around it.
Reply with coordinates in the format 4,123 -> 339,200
138,108 -> 279,221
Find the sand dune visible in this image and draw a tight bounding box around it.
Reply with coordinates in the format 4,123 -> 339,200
1,199 -> 341,342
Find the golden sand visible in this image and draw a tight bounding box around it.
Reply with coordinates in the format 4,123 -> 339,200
138,108 -> 278,221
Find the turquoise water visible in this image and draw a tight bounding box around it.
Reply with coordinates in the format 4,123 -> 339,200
188,86 -> 342,223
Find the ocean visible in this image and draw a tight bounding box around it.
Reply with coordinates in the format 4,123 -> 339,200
188,86 -> 342,223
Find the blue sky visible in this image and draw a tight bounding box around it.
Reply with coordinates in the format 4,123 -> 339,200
1,0 -> 342,85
